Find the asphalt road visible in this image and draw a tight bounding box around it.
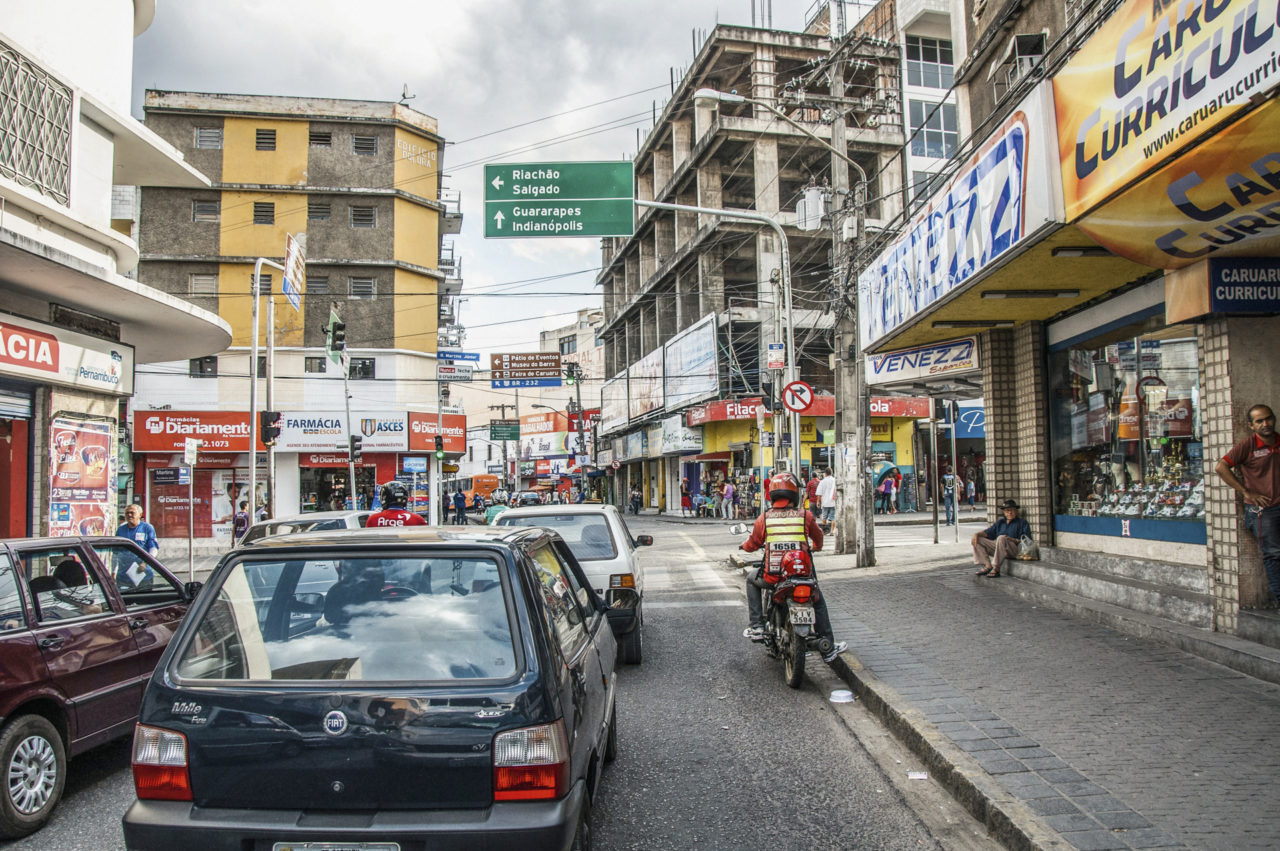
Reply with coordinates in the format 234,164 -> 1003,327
1,516 -> 992,850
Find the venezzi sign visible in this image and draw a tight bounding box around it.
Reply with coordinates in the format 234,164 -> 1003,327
866,337 -> 979,385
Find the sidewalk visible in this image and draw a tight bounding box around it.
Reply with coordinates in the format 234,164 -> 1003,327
633,505 -> 987,526
797,545 -> 1280,850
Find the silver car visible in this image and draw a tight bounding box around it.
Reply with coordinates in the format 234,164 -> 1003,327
238,510 -> 371,545
494,503 -> 650,664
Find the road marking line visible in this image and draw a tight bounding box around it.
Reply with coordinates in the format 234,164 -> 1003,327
647,599 -> 741,609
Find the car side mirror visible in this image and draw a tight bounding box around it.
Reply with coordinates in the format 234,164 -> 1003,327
292,592 -> 324,614
183,581 -> 203,601
635,535 -> 653,546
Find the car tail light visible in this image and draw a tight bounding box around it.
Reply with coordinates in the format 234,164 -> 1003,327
609,574 -> 635,589
132,724 -> 192,801
791,583 -> 813,604
493,720 -> 570,801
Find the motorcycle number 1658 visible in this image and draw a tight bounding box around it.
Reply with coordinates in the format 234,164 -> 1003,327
771,542 -> 801,551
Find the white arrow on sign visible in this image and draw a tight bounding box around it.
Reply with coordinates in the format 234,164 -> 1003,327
491,175 -> 504,191
493,210 -> 505,229
782,380 -> 815,413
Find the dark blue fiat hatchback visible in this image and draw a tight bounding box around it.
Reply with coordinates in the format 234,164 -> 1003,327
122,526 -> 618,851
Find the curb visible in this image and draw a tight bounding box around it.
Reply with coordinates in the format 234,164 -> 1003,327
825,652 -> 1065,851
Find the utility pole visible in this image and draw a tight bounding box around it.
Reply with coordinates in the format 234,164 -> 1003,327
489,402 -> 517,494
828,36 -> 874,565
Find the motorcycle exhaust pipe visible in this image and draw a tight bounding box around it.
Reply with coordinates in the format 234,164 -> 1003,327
815,637 -> 833,655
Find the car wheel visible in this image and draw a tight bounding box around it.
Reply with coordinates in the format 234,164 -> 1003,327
571,791 -> 593,851
618,607 -> 643,665
604,705 -> 618,764
0,715 -> 66,839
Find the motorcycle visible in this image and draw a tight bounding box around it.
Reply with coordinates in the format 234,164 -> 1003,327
733,524 -> 832,688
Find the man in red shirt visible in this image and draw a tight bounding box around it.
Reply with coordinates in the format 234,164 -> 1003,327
366,481 -> 426,527
1215,404 -> 1279,601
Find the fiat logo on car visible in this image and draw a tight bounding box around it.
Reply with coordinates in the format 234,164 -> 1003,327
322,710 -> 348,736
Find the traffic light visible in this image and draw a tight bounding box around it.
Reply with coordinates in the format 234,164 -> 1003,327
433,435 -> 445,460
565,362 -> 580,385
259,411 -> 281,445
329,321 -> 346,352
349,434 -> 363,463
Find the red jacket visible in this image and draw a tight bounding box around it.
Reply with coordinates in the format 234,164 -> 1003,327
366,509 -> 426,527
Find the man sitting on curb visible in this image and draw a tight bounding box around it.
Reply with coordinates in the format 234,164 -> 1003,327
971,498 -> 1031,578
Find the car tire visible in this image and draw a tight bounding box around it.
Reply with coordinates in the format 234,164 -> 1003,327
618,607 -> 643,665
571,790 -> 593,851
604,704 -> 618,764
0,715 -> 66,839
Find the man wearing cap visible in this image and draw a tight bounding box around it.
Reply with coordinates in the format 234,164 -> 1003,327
1215,403 -> 1279,602
972,499 -> 1031,578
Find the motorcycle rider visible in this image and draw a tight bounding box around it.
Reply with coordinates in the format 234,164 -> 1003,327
366,481 -> 426,527
740,471 -> 847,663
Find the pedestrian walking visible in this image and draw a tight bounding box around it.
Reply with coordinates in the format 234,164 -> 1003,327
876,475 -> 893,514
629,485 -> 642,515
972,498 -> 1031,578
942,465 -> 957,526
115,504 -> 158,588
452,488 -> 467,525
966,474 -> 976,511
232,501 -> 250,546
1215,403 -> 1280,602
680,478 -> 692,517
722,480 -> 736,519
816,468 -> 836,531
890,468 -> 902,514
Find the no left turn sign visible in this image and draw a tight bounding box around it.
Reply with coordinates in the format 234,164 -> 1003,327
782,380 -> 815,413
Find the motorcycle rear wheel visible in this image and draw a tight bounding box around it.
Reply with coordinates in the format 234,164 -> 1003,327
782,624 -> 806,688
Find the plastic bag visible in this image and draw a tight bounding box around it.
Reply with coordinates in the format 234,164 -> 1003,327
1016,535 -> 1040,560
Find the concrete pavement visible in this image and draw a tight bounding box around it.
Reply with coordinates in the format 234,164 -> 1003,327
720,536 -> 1280,850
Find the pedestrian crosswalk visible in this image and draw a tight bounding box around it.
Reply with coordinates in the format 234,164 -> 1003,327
643,532 -> 743,608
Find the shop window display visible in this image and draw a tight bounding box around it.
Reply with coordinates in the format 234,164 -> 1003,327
1049,323 -> 1203,526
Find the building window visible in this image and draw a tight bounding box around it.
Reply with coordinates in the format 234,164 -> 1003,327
256,355 -> 268,376
307,276 -> 328,295
349,277 -> 376,299
309,129 -> 332,147
255,129 -> 276,151
308,202 -> 331,221
905,36 -> 954,89
192,200 -> 220,223
909,100 -> 958,159
0,38 -> 72,204
559,335 -> 577,356
352,135 -> 378,156
252,273 -> 272,296
349,357 -> 375,380
253,202 -> 274,225
910,170 -> 943,199
305,356 -> 327,374
350,206 -> 376,228
189,273 -> 218,296
193,126 -> 223,149
189,356 -> 217,377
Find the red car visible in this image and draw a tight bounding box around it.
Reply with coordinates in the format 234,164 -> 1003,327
0,536 -> 199,838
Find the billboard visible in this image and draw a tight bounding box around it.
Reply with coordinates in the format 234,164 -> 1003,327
600,373 -> 628,434
1054,0 -> 1280,221
627,347 -> 663,420
0,313 -> 134,396
858,82 -> 1062,347
133,410 -> 266,453
664,314 -> 718,411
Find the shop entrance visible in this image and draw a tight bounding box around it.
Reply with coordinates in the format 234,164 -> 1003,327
0,418 -> 30,537
301,465 -> 376,511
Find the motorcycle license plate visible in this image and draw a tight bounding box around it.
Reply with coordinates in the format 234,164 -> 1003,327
771,542 -> 801,551
789,605 -> 816,625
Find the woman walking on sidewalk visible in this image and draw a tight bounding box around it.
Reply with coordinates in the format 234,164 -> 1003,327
680,478 -> 692,517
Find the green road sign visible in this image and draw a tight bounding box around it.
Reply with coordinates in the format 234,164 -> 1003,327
490,419 -> 520,441
483,162 -> 634,238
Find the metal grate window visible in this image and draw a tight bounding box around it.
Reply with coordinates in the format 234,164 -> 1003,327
192,200 -> 220,222
352,135 -> 378,156
255,129 -> 276,151
308,202 -> 331,221
307,276 -> 328,295
253,202 -> 274,225
189,273 -> 218,296
253,273 -> 272,296
193,127 -> 222,149
309,129 -> 332,147
305,356 -> 327,374
349,277 -> 376,299
349,357 -> 376,380
0,38 -> 73,204
189,356 -> 218,378
349,206 -> 376,228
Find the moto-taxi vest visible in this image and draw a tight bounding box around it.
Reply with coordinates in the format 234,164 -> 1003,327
764,508 -> 807,572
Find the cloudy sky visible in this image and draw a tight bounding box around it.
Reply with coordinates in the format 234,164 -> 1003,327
132,0 -> 816,364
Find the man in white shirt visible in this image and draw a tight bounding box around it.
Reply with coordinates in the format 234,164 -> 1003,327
815,469 -> 837,531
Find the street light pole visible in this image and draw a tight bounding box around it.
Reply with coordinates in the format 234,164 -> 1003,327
693,86 -> 873,564
634,198 -> 799,475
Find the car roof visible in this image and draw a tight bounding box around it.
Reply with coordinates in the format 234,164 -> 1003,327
235,525 -> 543,551
0,535 -> 126,548
500,504 -> 618,516
251,510 -> 367,525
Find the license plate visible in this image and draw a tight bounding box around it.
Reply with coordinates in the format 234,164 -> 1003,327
273,844 -> 399,851
789,605 -> 816,625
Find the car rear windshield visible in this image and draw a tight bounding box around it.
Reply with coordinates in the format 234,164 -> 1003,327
173,553 -> 516,683
241,516 -> 364,544
495,513 -> 617,561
